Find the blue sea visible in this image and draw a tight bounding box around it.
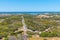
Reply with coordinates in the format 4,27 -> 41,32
0,12 -> 60,15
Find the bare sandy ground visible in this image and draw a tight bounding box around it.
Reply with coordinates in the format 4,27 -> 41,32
28,35 -> 60,40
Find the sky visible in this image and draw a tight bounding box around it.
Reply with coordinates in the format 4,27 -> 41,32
0,0 -> 60,12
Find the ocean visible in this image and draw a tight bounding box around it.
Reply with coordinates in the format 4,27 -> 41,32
0,12 -> 60,15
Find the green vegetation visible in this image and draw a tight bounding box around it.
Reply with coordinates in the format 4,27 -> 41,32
0,15 -> 22,39
0,14 -> 60,40
24,14 -> 60,37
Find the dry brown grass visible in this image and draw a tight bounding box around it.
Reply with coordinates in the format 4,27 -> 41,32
28,35 -> 60,40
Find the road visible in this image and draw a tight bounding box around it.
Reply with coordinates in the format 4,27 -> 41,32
22,16 -> 27,40
8,16 -> 28,40
14,16 -> 53,40
21,16 -> 52,35
22,16 -> 27,33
